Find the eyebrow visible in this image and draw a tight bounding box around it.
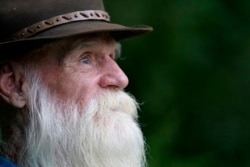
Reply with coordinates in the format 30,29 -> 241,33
73,39 -> 122,59
57,37 -> 122,65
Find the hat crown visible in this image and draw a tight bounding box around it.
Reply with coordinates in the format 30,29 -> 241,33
0,0 -> 105,40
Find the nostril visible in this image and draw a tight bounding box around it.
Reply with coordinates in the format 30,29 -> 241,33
99,70 -> 128,89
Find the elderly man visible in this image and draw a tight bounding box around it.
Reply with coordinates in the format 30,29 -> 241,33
0,0 -> 152,166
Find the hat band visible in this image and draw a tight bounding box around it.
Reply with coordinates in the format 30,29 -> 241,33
11,10 -> 110,40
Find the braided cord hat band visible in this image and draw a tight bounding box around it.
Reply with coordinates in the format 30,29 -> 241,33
12,10 -> 110,40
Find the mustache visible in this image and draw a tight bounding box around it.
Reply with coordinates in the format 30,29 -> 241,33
82,90 -> 139,118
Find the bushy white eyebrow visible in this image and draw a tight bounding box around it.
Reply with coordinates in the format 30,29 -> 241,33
56,35 -> 122,63
73,39 -> 122,60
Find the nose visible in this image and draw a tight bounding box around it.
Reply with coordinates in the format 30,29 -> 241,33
99,58 -> 129,89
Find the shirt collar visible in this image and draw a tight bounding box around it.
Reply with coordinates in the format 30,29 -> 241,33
0,154 -> 17,167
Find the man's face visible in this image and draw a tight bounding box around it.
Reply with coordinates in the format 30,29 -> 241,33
18,34 -> 146,167
30,35 -> 128,107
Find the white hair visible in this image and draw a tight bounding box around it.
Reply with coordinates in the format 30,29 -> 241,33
18,66 -> 147,167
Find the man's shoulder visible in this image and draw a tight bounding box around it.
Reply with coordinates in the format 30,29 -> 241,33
0,154 -> 17,167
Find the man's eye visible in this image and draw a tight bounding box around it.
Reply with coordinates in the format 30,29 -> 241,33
80,55 -> 90,64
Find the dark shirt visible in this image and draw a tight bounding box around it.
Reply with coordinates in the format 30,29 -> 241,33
0,155 -> 17,167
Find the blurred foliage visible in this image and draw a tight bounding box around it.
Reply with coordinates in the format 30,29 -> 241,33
106,0 -> 250,167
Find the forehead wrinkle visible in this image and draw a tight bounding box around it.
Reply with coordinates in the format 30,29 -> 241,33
54,35 -> 118,67
76,36 -> 116,50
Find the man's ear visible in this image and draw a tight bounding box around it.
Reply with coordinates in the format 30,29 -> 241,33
0,61 -> 26,108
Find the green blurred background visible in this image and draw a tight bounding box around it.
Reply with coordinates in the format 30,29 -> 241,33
106,0 -> 250,167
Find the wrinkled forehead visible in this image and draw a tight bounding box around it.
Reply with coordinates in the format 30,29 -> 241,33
65,33 -> 117,51
21,32 -> 117,63
55,33 -> 118,61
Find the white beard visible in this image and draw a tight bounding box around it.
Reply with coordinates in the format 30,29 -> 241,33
18,76 -> 146,167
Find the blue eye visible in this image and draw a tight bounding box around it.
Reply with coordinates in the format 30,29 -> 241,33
80,55 -> 90,64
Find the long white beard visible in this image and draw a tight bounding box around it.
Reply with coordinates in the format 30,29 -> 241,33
18,77 -> 146,167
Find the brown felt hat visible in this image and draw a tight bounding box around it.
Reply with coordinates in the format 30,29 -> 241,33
0,0 -> 152,59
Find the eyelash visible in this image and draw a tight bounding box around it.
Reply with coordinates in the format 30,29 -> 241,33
79,52 -> 118,66
80,54 -> 91,64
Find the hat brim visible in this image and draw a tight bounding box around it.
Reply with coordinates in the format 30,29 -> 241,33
0,21 -> 152,60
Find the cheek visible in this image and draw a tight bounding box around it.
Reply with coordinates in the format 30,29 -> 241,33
38,62 -> 100,105
73,78 -> 97,106
47,74 -> 95,106
39,66 -> 74,99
